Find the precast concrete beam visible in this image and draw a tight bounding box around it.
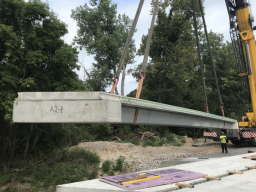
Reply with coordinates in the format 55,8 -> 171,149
13,92 -> 238,129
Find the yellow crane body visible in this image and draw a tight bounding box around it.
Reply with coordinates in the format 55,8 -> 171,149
234,1 -> 256,128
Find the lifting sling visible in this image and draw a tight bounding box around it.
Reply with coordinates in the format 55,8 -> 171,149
110,0 -> 145,94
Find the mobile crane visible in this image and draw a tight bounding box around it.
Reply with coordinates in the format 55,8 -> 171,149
219,0 -> 256,146
10,0 -> 256,146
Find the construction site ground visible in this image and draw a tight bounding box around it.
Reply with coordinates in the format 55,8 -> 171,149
4,138 -> 255,192
57,150 -> 256,192
75,137 -> 255,172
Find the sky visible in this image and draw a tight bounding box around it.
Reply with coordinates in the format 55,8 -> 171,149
39,0 -> 256,95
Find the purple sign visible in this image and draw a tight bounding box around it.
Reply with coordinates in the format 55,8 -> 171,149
100,168 -> 206,191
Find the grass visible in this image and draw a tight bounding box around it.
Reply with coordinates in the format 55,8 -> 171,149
1,149 -> 128,192
2,188 -> 15,192
143,139 -> 164,147
142,133 -> 186,147
1,148 -> 100,191
117,138 -> 140,145
0,174 -> 12,186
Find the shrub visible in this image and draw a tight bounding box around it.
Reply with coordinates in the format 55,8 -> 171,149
143,140 -> 155,147
165,133 -> 175,143
114,156 -> 125,172
143,139 -> 165,147
109,171 -> 115,176
66,148 -> 100,165
180,137 -> 186,143
2,188 -> 15,192
0,174 -> 12,186
89,169 -> 98,179
10,148 -> 101,191
102,160 -> 111,173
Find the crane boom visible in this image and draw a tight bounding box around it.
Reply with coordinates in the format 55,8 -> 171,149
226,0 -> 256,128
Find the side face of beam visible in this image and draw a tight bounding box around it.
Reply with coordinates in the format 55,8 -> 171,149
12,92 -> 238,130
13,93 -> 121,123
121,106 -> 237,129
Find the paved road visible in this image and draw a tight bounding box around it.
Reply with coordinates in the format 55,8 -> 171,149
197,143 -> 256,158
159,143 -> 256,168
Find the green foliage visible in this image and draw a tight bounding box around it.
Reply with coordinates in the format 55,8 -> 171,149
131,0 -> 247,123
102,160 -> 111,173
114,156 -> 125,172
0,0 -> 85,159
2,188 -> 15,192
109,171 -> 115,176
0,174 -> 12,186
71,0 -> 136,91
84,65 -> 113,91
63,148 -> 100,165
101,157 -> 127,175
164,132 -> 175,143
143,139 -> 164,147
142,132 -> 186,147
180,137 -> 186,144
202,32 -> 250,119
134,0 -> 203,111
33,124 -> 114,153
2,148 -> 100,191
89,169 -> 98,180
88,124 -> 114,140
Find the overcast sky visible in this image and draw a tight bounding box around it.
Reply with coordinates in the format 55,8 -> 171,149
43,0 -> 256,95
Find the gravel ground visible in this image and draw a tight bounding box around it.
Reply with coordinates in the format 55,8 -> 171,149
198,143 -> 256,158
75,139 -> 256,173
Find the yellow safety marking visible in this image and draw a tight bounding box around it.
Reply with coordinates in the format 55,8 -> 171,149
121,176 -> 161,185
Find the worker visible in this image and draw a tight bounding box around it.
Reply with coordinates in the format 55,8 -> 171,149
220,132 -> 228,153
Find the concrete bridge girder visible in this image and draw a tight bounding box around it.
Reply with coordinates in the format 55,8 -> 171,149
12,92 -> 238,130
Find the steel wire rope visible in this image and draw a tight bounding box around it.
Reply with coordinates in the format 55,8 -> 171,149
136,0 -> 158,99
198,0 -> 225,116
111,0 -> 145,94
191,0 -> 209,113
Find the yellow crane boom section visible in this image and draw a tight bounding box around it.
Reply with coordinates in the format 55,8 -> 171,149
236,5 -> 256,128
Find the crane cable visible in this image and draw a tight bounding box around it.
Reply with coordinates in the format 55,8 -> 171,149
110,0 -> 145,94
198,0 -> 225,117
191,0 -> 209,113
133,0 -> 158,125
136,0 -> 158,99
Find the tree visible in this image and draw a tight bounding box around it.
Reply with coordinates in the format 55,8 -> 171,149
202,32 -> 250,119
131,0 -> 247,121
71,0 -> 136,94
133,0 -> 203,110
0,0 -> 84,159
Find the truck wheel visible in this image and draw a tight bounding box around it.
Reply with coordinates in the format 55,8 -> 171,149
231,139 -> 243,145
249,137 -> 256,147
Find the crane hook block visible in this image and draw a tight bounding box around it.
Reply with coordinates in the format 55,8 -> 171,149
138,71 -> 146,79
112,76 -> 119,83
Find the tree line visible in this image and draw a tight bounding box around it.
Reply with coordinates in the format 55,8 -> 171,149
0,0 -> 248,160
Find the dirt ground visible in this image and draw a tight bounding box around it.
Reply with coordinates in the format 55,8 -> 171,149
76,137 -> 221,164
0,138 -> 238,192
